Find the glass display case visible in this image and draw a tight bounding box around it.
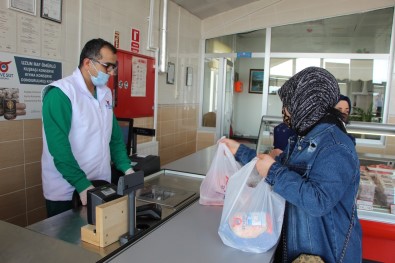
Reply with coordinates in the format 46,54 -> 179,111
256,115 -> 395,262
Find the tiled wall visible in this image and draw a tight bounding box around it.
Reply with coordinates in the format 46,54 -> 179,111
0,119 -> 46,227
121,104 -> 215,165
157,104 -> 199,165
134,117 -> 155,145
196,131 -> 216,151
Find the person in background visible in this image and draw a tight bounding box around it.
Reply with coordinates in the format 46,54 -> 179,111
335,94 -> 356,144
375,93 -> 383,117
273,107 -> 296,151
41,38 -> 133,218
222,67 -> 362,262
335,94 -> 352,121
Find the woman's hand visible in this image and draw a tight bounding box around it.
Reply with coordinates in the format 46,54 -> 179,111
219,138 -> 240,155
256,154 -> 276,178
269,148 -> 283,159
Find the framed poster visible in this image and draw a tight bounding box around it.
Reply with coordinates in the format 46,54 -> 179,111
8,0 -> 36,16
166,62 -> 175,84
40,0 -> 62,23
186,66 -> 193,86
249,69 -> 264,94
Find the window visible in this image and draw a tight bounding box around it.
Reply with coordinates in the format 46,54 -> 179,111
202,7 -> 394,144
271,8 -> 393,53
267,58 -> 389,126
202,58 -> 219,127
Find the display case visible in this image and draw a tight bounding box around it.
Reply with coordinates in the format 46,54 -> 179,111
256,116 -> 395,262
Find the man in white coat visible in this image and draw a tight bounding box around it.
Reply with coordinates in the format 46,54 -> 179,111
41,38 -> 133,217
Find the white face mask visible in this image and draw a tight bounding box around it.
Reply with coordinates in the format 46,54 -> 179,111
88,60 -> 110,87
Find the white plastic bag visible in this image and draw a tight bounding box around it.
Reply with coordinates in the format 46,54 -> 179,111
199,142 -> 241,206
218,158 -> 285,253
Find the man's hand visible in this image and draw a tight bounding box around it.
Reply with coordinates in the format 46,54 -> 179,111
124,168 -> 134,175
79,185 -> 94,205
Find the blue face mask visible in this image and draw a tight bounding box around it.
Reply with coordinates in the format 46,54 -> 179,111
89,61 -> 110,87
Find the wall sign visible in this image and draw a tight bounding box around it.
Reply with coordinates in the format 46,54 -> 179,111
131,57 -> 147,97
237,52 -> 252,58
0,51 -> 62,121
186,67 -> 192,86
114,30 -> 120,49
131,28 -> 140,53
166,62 -> 175,84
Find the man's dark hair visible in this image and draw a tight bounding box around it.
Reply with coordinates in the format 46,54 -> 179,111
78,38 -> 117,68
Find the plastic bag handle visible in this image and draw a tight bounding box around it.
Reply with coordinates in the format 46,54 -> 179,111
218,142 -> 240,172
226,158 -> 258,215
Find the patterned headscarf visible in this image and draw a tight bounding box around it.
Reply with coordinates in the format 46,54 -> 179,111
278,67 -> 340,135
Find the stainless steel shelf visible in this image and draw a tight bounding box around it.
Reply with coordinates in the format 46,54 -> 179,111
257,116 -> 395,156
259,115 -> 395,136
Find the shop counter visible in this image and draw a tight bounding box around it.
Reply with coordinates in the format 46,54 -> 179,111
161,143 -> 255,175
102,201 -> 275,263
0,220 -> 100,263
22,145 -> 276,262
161,144 -> 217,175
27,171 -> 203,258
24,169 -> 276,262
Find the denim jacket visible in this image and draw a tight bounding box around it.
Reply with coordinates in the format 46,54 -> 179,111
235,123 -> 362,263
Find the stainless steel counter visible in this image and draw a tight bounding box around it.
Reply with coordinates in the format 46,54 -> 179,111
101,144 -> 275,263
0,220 -> 100,263
161,143 -> 255,175
161,145 -> 217,175
103,202 -> 275,263
20,144 -> 276,263
27,171 -> 203,257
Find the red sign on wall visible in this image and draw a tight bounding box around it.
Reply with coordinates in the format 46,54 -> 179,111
114,31 -> 120,49
131,29 -> 140,53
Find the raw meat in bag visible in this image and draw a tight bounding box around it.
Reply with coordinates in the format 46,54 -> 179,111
199,141 -> 241,206
218,158 -> 285,253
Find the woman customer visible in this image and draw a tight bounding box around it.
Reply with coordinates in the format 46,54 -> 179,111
222,67 -> 362,262
336,94 -> 352,121
335,94 -> 356,145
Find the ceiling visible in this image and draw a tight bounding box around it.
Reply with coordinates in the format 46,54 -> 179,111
171,1 -> 393,46
171,0 -> 260,19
